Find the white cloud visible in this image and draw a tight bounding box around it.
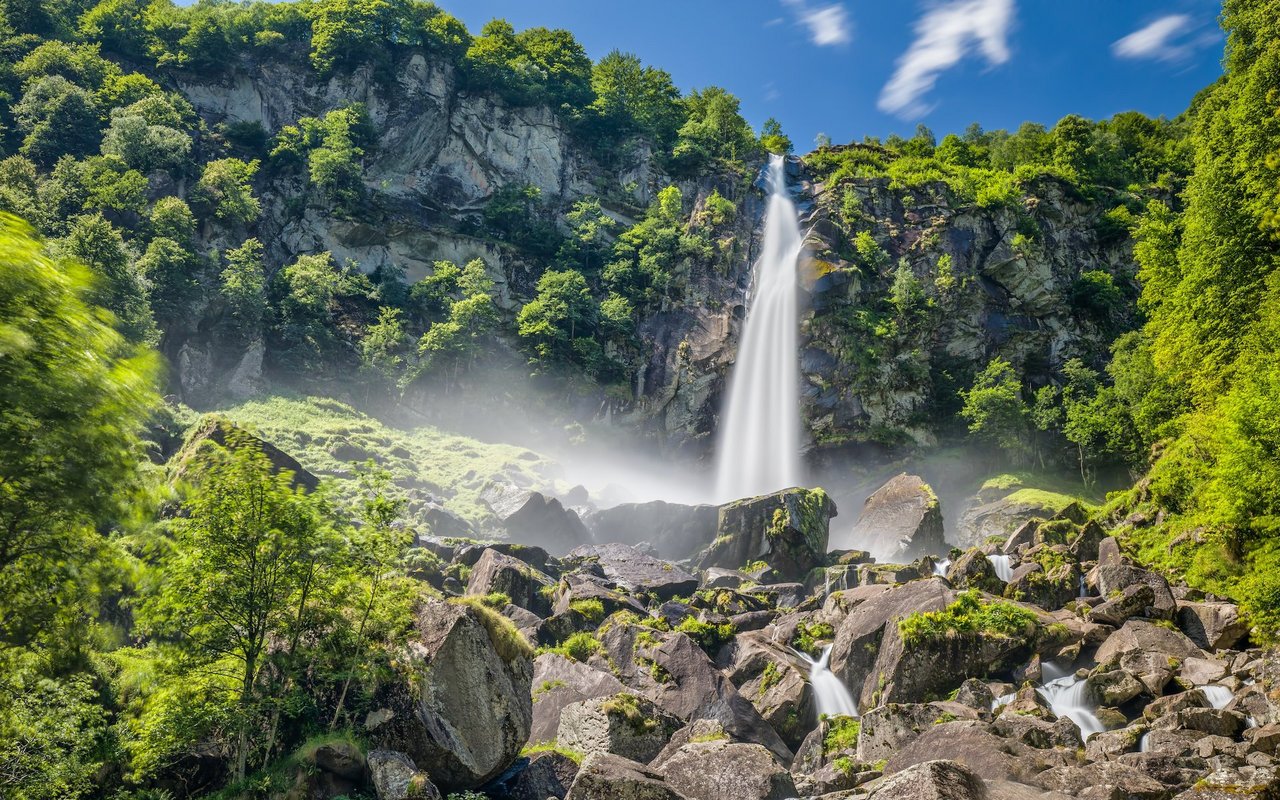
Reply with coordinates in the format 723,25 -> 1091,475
1112,15 -> 1196,62
782,0 -> 853,47
878,0 -> 1015,118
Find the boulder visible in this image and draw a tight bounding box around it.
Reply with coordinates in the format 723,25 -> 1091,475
1037,761 -> 1170,799
565,543 -> 698,601
1097,537 -> 1122,567
701,488 -> 836,581
1095,620 -> 1203,691
847,474 -> 946,563
945,550 -> 1005,594
565,752 -> 687,800
1177,601 -> 1249,651
480,482 -> 591,554
1087,564 -> 1177,620
1172,766 -> 1280,798
858,703 -> 982,764
660,740 -> 797,800
871,759 -> 988,800
1085,668 -> 1146,706
367,750 -> 440,800
370,600 -> 533,790
556,693 -> 681,763
530,653 -> 627,745
465,548 -> 555,616
957,494 -> 1060,551
503,751 -> 579,800
884,721 -> 1057,785
598,621 -> 792,761
724,633 -> 814,750
1089,583 -> 1155,627
586,501 -> 719,560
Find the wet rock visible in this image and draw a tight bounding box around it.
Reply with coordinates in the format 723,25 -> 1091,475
660,740 -> 797,800
701,488 -> 837,581
481,483 -> 591,554
992,713 -> 1084,750
557,693 -> 682,763
370,600 -> 532,790
585,501 -> 719,560
847,474 -> 946,563
724,634 -> 814,750
566,543 -> 698,601
564,752 -> 687,800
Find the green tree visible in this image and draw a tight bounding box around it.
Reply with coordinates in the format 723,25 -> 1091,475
13,76 -> 101,166
516,268 -> 594,363
156,432 -> 331,782
359,306 -> 406,388
219,237 -> 267,341
960,357 -> 1030,463
587,50 -> 683,149
59,213 -> 156,343
0,213 -> 158,648
100,112 -> 192,173
137,235 -> 200,334
150,195 -> 196,242
759,117 -> 792,155
193,157 -> 261,225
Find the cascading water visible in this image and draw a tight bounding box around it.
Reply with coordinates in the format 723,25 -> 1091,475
797,644 -> 859,719
988,554 -> 1014,583
993,662 -> 1105,741
714,154 -> 804,500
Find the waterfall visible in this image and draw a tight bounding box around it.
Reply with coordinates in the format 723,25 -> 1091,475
934,559 -> 952,577
798,644 -> 859,719
988,554 -> 1014,582
1201,685 -> 1233,710
714,154 -> 804,500
1037,674 -> 1105,740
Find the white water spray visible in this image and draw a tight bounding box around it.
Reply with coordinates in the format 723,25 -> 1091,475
1037,673 -> 1106,740
714,154 -> 804,500
798,645 -> 859,719
988,554 -> 1013,583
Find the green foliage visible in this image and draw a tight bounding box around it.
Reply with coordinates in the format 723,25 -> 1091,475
670,86 -> 757,173
960,357 -> 1030,462
759,117 -> 792,154
568,598 -> 605,623
59,212 -> 156,343
14,76 -> 102,166
219,237 -> 267,342
791,620 -> 835,657
192,157 -> 260,225
674,616 -> 735,655
823,716 -> 861,753
897,589 -> 1039,646
550,631 -> 601,663
100,111 -> 191,173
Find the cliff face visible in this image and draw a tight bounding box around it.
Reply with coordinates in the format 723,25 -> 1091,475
168,54 -> 1139,458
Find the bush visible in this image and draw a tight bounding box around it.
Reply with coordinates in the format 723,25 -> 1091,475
897,589 -> 1039,646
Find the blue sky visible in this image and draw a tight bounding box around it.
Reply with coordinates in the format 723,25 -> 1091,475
440,0 -> 1226,148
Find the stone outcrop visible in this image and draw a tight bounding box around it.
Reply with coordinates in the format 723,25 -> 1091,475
700,488 -> 836,580
480,483 -> 592,554
369,600 -> 533,790
846,474 -> 947,563
585,501 -> 719,560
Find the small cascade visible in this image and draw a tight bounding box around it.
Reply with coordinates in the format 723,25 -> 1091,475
1037,674 -> 1106,740
797,645 -> 859,719
988,554 -> 1014,583
933,559 -> 952,577
1201,684 -> 1233,710
1078,574 -> 1089,597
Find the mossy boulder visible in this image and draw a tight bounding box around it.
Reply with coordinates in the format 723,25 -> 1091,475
556,692 -> 681,764
700,487 -> 837,581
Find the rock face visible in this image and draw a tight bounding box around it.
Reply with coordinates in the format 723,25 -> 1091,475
565,543 -> 699,600
172,415 -> 319,492
530,653 -> 628,745
370,600 -> 533,790
564,753 -> 687,800
872,759 -> 988,800
700,488 -> 836,580
846,474 -> 946,563
556,693 -> 681,764
465,548 -> 555,615
480,483 -> 591,555
586,501 -> 719,560
366,750 -> 439,800
660,740 -> 796,800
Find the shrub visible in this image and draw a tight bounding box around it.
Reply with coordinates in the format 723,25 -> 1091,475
823,716 -> 860,753
675,616 -> 735,655
897,589 -> 1039,646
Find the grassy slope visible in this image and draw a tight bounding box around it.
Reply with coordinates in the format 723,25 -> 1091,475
217,395 -> 560,532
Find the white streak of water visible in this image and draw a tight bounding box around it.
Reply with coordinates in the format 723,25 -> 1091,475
1201,684 -> 1233,710
989,554 -> 1013,583
1037,674 -> 1105,740
798,644 -> 859,719
934,559 -> 951,577
714,154 -> 804,500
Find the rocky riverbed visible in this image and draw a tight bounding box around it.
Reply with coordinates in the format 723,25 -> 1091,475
279,471 -> 1280,800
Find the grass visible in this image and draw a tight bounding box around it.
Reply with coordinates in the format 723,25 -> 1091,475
544,632 -> 601,663
600,692 -> 657,733
675,617 -> 735,655
568,598 -> 605,623
213,395 -> 560,532
823,716 -> 861,753
897,589 -> 1039,647
520,741 -> 584,764
980,471 -> 1105,509
792,621 -> 835,657
449,596 -> 534,663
